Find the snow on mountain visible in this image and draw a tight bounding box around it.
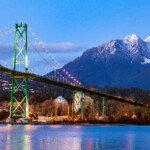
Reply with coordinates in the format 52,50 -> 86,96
96,34 -> 150,64
124,34 -> 141,43
144,36 -> 150,42
123,34 -> 142,54
59,34 -> 150,89
83,34 -> 150,63
141,57 -> 150,64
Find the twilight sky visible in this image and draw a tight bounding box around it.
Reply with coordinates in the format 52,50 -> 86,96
0,0 -> 150,74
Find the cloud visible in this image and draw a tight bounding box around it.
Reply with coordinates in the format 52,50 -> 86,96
0,43 -> 13,53
0,42 -> 84,53
29,42 -> 84,53
0,42 -> 85,75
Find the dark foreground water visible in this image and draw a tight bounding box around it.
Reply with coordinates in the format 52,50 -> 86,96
0,124 -> 150,150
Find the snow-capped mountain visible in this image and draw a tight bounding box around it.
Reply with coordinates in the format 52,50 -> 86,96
144,36 -> 150,42
61,34 -> 150,89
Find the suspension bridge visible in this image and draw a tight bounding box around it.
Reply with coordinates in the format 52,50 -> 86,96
0,23 -> 149,121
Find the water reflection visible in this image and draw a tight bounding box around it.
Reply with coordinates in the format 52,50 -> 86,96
24,124 -> 41,131
49,125 -> 62,129
0,124 -> 15,132
0,125 -> 150,150
126,134 -> 132,150
23,135 -> 32,150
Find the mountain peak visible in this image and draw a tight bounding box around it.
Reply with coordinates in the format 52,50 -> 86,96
144,36 -> 150,42
52,34 -> 150,89
124,34 -> 141,42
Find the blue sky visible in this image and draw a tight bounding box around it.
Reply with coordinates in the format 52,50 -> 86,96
0,0 -> 150,74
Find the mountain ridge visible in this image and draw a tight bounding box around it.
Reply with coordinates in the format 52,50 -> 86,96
57,34 -> 150,89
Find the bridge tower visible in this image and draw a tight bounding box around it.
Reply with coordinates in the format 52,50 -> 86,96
10,23 -> 29,118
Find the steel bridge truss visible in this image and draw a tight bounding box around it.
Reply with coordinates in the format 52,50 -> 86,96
10,23 -> 29,118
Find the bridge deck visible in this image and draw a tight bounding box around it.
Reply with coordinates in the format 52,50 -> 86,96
0,67 -> 149,108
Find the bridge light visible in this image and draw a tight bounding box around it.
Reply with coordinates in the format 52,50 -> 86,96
32,32 -> 35,36
25,55 -> 28,68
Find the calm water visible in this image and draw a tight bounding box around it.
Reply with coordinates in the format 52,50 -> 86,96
0,124 -> 149,150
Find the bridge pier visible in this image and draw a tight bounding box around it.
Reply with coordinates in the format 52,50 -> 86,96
55,103 -> 58,118
102,97 -> 106,115
72,95 -> 74,118
99,97 -> 108,121
81,92 -> 85,120
73,91 -> 85,121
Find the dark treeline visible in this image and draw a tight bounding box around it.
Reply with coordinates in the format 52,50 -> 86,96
0,75 -> 150,124
100,87 -> 150,104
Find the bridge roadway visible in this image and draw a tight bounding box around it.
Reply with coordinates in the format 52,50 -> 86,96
0,66 -> 149,108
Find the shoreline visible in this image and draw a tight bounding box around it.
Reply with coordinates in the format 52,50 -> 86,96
0,121 -> 150,126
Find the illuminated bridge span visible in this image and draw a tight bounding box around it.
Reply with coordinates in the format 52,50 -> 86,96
0,23 -> 149,119
0,67 -> 149,108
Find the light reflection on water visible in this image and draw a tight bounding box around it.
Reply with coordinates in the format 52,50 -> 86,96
0,125 -> 150,150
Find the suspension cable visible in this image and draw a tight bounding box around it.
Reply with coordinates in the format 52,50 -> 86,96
28,26 -> 81,86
